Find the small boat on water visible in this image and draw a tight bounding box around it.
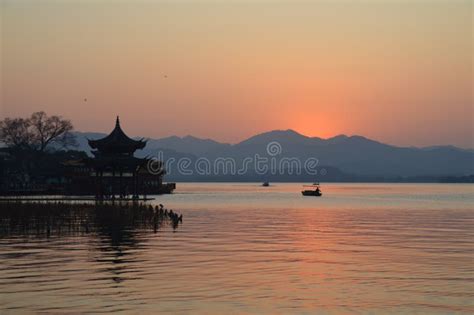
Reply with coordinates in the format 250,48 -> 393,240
262,181 -> 270,187
302,183 -> 322,197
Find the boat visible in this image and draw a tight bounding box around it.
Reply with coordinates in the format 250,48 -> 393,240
262,181 -> 270,187
301,183 -> 322,196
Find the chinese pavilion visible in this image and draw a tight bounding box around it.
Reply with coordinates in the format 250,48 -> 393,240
65,117 -> 175,198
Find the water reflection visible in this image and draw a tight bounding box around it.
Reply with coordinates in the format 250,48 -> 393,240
0,184 -> 473,313
0,202 -> 182,286
0,202 -> 182,238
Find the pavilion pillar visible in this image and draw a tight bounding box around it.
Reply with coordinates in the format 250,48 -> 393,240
134,170 -> 138,199
119,170 -> 123,198
112,167 -> 115,200
97,169 -> 104,202
95,168 -> 99,199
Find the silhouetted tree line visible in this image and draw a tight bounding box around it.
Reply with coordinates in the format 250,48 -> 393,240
0,112 -> 81,193
0,111 -> 77,151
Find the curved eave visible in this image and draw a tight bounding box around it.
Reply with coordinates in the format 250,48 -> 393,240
88,120 -> 147,151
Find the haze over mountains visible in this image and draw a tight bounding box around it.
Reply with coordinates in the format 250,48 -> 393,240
73,129 -> 473,182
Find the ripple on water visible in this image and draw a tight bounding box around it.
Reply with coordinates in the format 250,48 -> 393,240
0,183 -> 473,313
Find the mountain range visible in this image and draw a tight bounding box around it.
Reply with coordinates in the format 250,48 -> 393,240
73,130 -> 474,181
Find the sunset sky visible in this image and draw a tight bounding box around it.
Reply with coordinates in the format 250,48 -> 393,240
1,0 -> 472,148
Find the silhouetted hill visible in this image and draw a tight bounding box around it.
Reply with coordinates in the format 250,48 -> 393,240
237,129 -> 322,147
146,135 -> 231,157
73,130 -> 474,179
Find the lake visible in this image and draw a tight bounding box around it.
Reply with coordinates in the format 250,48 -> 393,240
0,183 -> 473,313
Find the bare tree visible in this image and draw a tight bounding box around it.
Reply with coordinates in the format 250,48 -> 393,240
0,118 -> 33,150
29,111 -> 77,152
0,112 -> 77,152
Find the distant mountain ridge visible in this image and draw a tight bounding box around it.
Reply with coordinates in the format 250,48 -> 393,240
73,130 -> 474,178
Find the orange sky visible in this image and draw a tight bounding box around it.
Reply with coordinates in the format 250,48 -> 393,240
1,0 -> 472,147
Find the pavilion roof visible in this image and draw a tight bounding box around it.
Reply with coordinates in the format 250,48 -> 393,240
88,117 -> 146,155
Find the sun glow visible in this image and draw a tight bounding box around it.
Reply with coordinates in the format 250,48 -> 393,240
1,1 -> 472,147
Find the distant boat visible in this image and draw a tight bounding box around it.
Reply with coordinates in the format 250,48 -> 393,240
262,181 -> 270,187
302,183 -> 322,197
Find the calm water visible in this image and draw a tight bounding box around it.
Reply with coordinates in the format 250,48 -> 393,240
0,183 -> 473,314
